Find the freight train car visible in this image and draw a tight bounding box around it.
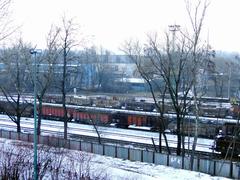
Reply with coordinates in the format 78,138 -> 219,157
41,103 -> 73,121
76,105 -> 167,130
74,107 -> 110,125
41,103 -> 111,125
0,100 -> 33,117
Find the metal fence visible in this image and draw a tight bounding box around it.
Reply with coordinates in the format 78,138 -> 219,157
0,129 -> 239,179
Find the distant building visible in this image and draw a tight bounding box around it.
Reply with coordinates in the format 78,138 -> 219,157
115,78 -> 148,92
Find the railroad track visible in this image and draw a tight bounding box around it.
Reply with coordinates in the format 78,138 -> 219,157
1,118 -> 213,148
0,116 -> 215,157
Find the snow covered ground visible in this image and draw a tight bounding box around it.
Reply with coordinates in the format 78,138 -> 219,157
0,138 -> 229,180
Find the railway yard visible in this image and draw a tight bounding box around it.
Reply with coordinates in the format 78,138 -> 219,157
0,94 -> 240,179
0,94 -> 239,159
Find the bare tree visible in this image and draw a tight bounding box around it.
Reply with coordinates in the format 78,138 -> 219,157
0,0 -> 24,133
0,39 -> 32,132
185,0 -> 210,170
123,0 -> 210,157
122,40 -> 170,154
37,27 -> 60,135
56,16 -> 82,139
25,26 -> 60,135
0,0 -> 18,41
123,32 -> 194,156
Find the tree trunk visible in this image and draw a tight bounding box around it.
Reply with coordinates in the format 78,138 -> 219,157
37,100 -> 42,135
176,115 -> 181,155
163,133 -> 171,154
158,131 -> 162,153
64,120 -> 67,139
92,121 -> 101,144
62,43 -> 68,140
63,91 -> 68,140
190,86 -> 199,170
89,114 -> 101,144
16,118 -> 21,133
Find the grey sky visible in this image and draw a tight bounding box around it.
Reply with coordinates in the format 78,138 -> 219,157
10,0 -> 240,53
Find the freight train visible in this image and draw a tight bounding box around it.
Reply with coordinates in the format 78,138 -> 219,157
0,97 -> 237,138
41,103 -> 238,138
41,103 -> 166,131
42,94 -> 233,119
0,100 -> 166,131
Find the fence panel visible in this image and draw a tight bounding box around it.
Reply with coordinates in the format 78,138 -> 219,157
199,159 -> 214,175
10,132 -> 19,140
104,145 -> 116,158
39,136 -> 49,145
215,160 -> 231,178
2,130 -> 10,139
19,133 -> 29,142
142,151 -> 154,163
28,134 -> 34,143
193,158 -> 199,171
169,155 -> 182,169
183,157 -> 190,170
48,136 -> 59,147
92,144 -> 104,155
69,140 -> 80,150
154,153 -> 168,166
129,149 -> 142,162
59,138 -> 69,148
81,142 -> 92,152
117,147 -> 129,159
232,162 -> 240,179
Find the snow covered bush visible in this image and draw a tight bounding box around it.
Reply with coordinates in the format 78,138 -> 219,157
0,140 -> 108,179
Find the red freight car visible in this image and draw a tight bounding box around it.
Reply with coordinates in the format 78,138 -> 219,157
74,110 -> 110,124
42,104 -> 74,120
0,99 -> 166,132
127,115 -> 147,126
41,103 -> 111,125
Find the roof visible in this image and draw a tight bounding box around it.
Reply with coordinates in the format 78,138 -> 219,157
117,78 -> 145,84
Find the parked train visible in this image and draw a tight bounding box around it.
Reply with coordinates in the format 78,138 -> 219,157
41,103 -> 166,131
40,103 -> 240,138
42,94 -> 233,119
0,97 -> 238,138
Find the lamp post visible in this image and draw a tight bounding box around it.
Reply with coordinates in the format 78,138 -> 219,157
30,48 -> 41,180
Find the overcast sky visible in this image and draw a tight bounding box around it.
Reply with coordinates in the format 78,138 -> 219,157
10,0 -> 240,53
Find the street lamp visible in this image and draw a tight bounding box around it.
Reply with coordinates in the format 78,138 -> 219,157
30,48 -> 42,180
